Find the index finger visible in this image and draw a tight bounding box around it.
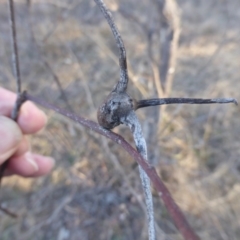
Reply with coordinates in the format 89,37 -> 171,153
0,87 -> 47,134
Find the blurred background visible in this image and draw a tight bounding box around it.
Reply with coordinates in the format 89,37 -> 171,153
0,0 -> 239,239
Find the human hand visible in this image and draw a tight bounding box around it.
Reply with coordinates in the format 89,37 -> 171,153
0,87 -> 55,177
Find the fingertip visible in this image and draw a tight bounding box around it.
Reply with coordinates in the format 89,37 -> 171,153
30,154 -> 55,177
18,101 -> 48,134
7,152 -> 39,176
7,153 -> 55,177
0,87 -> 47,134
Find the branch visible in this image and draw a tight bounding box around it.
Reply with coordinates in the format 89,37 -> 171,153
26,93 -> 200,240
121,111 -> 156,240
0,0 -> 26,218
93,2 -> 156,238
94,0 -> 129,93
3,0 -> 26,181
136,97 -> 238,109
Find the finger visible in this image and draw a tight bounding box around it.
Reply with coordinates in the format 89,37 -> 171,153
18,101 -> 48,134
7,152 -> 55,177
0,87 -> 47,134
28,154 -> 55,177
7,152 -> 39,176
0,116 -> 22,165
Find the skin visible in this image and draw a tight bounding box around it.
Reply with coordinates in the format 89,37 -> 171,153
0,87 -> 55,177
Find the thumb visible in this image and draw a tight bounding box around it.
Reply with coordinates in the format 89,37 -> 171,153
0,116 -> 22,164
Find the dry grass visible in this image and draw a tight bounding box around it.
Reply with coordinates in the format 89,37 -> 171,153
0,0 -> 239,239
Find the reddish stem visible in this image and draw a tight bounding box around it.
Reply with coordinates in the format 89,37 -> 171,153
26,93 -> 200,240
